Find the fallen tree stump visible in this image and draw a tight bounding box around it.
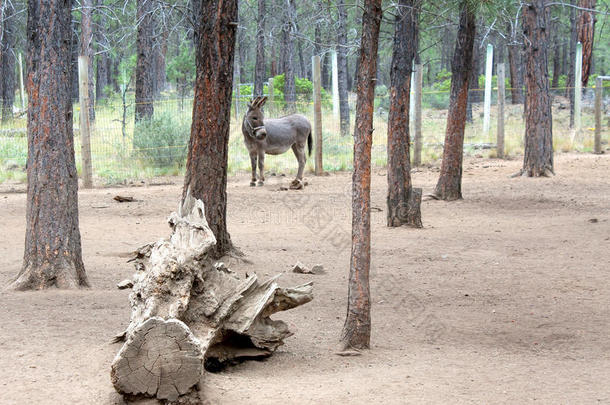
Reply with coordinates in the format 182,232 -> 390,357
111,193 -> 313,402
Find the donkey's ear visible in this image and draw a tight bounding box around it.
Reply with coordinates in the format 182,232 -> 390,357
252,96 -> 262,108
258,96 -> 268,108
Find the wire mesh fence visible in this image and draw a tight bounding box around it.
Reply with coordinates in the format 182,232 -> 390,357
0,85 -> 607,185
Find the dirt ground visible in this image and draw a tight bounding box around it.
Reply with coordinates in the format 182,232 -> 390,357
1,152 -> 609,404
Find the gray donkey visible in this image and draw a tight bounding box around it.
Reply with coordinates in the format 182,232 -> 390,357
242,96 -> 312,188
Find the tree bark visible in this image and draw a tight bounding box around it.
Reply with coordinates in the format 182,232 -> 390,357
521,0 -> 553,177
507,23 -> 524,104
70,26 -> 79,101
1,0 -> 15,122
577,0 -> 596,87
433,2 -> 476,201
551,19 -> 561,88
80,0 -> 95,121
95,0 -> 109,101
387,0 -> 422,228
282,0 -> 296,112
10,0 -> 89,290
154,27 -> 168,96
183,0 -> 237,260
337,0 -> 350,137
135,0 -> 154,122
253,0 -> 266,97
341,0 -> 382,351
566,0 -> 577,125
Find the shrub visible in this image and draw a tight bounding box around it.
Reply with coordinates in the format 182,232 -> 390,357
133,113 -> 190,167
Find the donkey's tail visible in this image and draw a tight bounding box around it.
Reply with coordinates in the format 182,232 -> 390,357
307,131 -> 312,157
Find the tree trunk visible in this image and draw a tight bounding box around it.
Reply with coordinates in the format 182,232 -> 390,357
551,19 -> 561,88
467,37 -> 480,122
282,0 -> 296,112
190,0 -> 201,48
1,0 -> 15,122
341,0 -> 382,351
183,0 -> 237,259
253,0 -> 266,97
566,0 -> 577,125
296,22 -> 306,78
337,0 -> 350,137
111,194 -> 313,402
521,0 -> 553,177
507,23 -> 524,104
154,27 -> 168,96
577,0 -> 596,87
387,0 -> 422,228
135,0 -> 154,122
321,49 -> 330,90
71,26 -> 79,101
433,2 -> 476,201
80,0 -> 95,121
95,0 -> 109,101
10,0 -> 89,291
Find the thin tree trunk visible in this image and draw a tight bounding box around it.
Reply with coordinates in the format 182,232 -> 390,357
337,0 -> 350,136
387,0 -> 422,228
71,26 -> 80,101
566,0 -> 577,125
81,0 -> 95,121
577,0 -> 596,87
433,2 -> 476,201
283,0 -> 296,112
521,0 -> 553,177
321,49 -> 330,90
507,43 -> 524,104
253,0 -> 266,97
95,0 -> 109,101
183,0 -> 237,259
10,0 -> 89,290
154,28 -> 168,96
135,0 -> 154,122
551,19 -> 561,88
341,0 -> 382,351
1,0 -> 15,122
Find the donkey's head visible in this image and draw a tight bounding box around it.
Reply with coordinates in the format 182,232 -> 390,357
244,96 -> 268,140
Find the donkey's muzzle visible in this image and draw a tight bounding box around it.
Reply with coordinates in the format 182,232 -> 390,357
255,128 -> 267,140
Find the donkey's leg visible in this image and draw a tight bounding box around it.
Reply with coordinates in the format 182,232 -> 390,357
257,152 -> 265,186
249,153 -> 257,187
292,144 -> 307,181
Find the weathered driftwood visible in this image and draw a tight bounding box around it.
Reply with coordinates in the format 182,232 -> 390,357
111,194 -> 313,402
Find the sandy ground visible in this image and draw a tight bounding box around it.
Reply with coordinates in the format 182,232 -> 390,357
1,153 -> 609,404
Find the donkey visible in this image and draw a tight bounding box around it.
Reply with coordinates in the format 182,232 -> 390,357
242,96 -> 312,188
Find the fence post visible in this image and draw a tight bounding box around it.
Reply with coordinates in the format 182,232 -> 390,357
497,63 -> 505,158
78,55 -> 93,188
594,76 -> 604,154
313,55 -> 323,175
574,42 -> 582,133
483,44 -> 493,137
331,50 -> 339,121
19,53 -> 26,110
413,63 -> 423,166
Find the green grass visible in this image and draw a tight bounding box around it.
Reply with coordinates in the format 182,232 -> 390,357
0,95 -> 606,185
